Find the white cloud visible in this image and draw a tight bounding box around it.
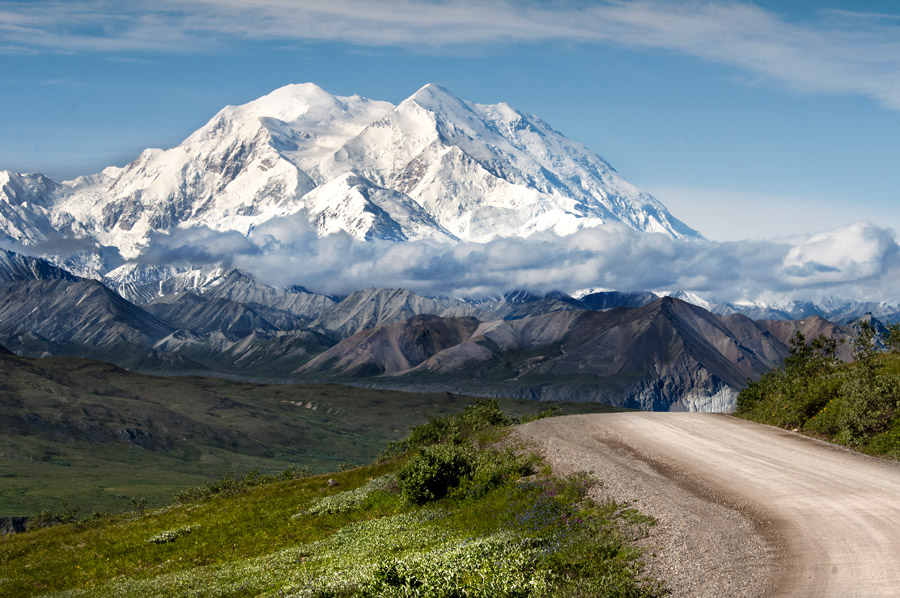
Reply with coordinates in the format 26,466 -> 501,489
119,214 -> 900,303
3,1 -> 900,111
781,221 -> 898,285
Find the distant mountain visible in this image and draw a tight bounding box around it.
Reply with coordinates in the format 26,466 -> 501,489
310,288 -> 471,337
0,278 -> 173,349
0,83 -> 699,278
675,294 -> 900,325
296,297 -> 843,411
579,290 -> 660,311
601,287 -> 900,327
0,248 -> 80,282
0,247 -> 870,410
0,250 -> 190,366
144,291 -> 281,339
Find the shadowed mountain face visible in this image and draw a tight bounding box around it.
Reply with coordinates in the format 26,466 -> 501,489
144,291 -> 281,339
0,249 -> 80,282
0,279 -> 173,347
299,314 -> 482,377
296,297 -> 815,411
755,316 -> 854,360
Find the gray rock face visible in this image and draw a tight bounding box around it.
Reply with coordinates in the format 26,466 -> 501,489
293,297 -> 840,412
299,314 -> 481,377
0,279 -> 173,347
0,248 -> 80,282
145,291 -> 280,339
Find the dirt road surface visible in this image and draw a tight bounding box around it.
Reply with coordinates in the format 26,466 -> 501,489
516,413 -> 900,598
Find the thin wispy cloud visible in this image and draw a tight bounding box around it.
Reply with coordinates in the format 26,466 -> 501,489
3,1 -> 900,111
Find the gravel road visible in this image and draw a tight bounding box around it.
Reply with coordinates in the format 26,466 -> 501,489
516,413 -> 900,598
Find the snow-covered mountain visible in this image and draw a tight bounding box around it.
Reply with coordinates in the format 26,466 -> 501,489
649,290 -> 900,325
0,82 -> 700,275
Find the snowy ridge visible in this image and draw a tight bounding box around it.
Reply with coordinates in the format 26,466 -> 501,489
0,82 -> 700,276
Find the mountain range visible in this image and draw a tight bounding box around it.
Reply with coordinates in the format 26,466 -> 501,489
0,247 -> 862,411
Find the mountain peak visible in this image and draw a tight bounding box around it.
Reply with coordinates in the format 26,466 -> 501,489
226,82 -> 349,124
406,83 -> 468,113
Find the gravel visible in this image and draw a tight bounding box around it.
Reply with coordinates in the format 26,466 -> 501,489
515,414 -> 776,598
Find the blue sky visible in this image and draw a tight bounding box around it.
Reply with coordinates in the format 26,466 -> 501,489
1,0 -> 898,242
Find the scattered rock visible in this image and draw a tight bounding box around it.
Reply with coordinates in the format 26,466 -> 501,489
0,516 -> 28,535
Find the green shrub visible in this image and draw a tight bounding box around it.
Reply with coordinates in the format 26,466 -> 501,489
381,399 -> 514,459
804,398 -> 842,436
839,374 -> 900,444
25,502 -> 80,531
456,447 -> 538,501
738,328 -> 900,456
398,443 -> 476,504
520,404 -> 563,423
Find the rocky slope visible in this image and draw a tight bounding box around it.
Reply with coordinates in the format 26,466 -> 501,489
297,297 -> 815,411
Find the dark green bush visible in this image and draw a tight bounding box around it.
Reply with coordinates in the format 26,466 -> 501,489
519,404 -> 563,423
25,502 -> 81,531
172,465 -> 310,504
397,443 -> 476,504
838,374 -> 900,444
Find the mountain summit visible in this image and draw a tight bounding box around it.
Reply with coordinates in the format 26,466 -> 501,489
0,83 -> 700,274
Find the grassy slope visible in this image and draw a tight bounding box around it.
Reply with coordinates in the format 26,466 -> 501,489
0,407 -> 663,598
0,353 -> 621,516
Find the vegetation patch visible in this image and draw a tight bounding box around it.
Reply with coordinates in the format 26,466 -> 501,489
0,351 -> 621,517
737,322 -> 900,457
0,399 -> 664,597
146,524 -> 200,544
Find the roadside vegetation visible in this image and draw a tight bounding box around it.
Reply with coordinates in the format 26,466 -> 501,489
736,321 -> 900,457
0,399 -> 664,597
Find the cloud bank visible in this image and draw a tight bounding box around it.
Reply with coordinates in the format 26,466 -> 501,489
3,1 -> 900,111
123,215 -> 900,303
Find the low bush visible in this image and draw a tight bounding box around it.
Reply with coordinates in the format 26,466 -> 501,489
25,502 -> 80,531
398,443 -> 476,504
172,464 -> 310,504
301,473 -> 398,516
147,525 -> 200,544
838,374 -> 900,444
381,398 -> 514,458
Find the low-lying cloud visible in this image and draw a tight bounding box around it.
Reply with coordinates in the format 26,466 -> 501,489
123,214 -> 900,304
